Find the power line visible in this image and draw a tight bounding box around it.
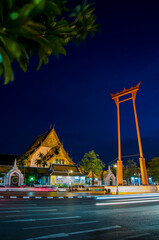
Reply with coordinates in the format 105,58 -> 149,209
121,154 -> 140,158
109,154 -> 140,165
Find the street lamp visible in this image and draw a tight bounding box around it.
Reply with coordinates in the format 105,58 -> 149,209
23,164 -> 26,185
114,164 -> 119,195
138,173 -> 141,186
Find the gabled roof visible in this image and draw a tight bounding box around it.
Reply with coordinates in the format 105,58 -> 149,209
22,128 -> 74,166
53,164 -> 80,173
24,129 -> 51,156
24,128 -> 74,164
43,147 -> 55,161
43,145 -> 73,165
0,164 -> 83,176
51,129 -> 74,164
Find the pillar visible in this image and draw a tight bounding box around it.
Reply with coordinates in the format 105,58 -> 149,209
115,97 -> 123,185
132,93 -> 148,185
117,159 -> 123,185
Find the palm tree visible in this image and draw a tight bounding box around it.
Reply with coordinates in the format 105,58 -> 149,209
17,154 -> 29,184
17,154 -> 29,167
41,159 -> 48,168
35,153 -> 44,183
0,0 -> 98,84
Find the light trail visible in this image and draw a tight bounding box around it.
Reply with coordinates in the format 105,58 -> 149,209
96,198 -> 159,206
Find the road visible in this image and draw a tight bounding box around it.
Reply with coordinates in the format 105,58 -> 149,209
0,193 -> 159,240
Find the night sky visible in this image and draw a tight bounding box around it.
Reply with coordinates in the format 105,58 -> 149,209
0,1 -> 159,167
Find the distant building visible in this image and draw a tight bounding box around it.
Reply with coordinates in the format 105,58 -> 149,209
0,128 -> 85,186
103,166 -> 116,186
84,166 -> 116,186
24,128 -> 74,167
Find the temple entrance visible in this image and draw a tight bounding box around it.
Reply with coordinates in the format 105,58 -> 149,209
4,160 -> 24,187
103,166 -> 116,186
109,179 -> 112,186
10,173 -> 19,187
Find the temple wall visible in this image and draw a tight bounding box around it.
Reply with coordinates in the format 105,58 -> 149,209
105,185 -> 159,194
48,148 -> 71,165
43,131 -> 58,147
30,146 -> 51,167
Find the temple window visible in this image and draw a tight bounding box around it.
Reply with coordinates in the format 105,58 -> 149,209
55,159 -> 58,164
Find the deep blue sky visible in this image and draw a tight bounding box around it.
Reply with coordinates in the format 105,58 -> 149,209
0,1 -> 159,167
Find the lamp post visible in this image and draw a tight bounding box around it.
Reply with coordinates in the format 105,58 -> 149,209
114,164 -> 119,195
138,173 -> 141,186
67,170 -> 73,188
23,164 -> 26,185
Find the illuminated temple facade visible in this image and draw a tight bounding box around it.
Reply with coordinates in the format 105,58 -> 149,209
0,128 -> 84,187
24,128 -> 74,167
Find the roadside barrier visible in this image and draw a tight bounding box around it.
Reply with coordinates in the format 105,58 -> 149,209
0,195 -> 97,199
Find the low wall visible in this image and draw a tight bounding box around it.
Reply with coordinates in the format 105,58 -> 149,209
0,187 -> 55,192
0,186 -> 158,194
105,185 -> 159,194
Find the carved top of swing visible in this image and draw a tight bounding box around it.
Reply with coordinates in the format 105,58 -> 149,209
110,82 -> 141,99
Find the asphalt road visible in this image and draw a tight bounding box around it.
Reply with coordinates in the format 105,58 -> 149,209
0,190 -> 104,198
1,194 -> 159,240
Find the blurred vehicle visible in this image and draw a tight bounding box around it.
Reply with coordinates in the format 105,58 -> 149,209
51,185 -> 59,192
71,185 -> 89,191
57,186 -> 67,192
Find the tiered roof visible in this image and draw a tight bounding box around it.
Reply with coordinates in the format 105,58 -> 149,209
0,164 -> 82,176
25,130 -> 51,156
24,128 -> 74,165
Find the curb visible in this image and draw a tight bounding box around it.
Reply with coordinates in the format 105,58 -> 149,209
0,195 -> 96,199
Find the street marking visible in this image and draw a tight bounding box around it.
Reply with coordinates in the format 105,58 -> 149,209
25,225 -> 121,239
69,225 -> 121,235
0,210 -> 21,213
0,207 -> 54,210
120,233 -> 151,239
96,199 -> 159,206
25,209 -> 57,212
26,233 -> 68,239
10,196 -> 17,199
0,209 -> 57,214
3,212 -> 66,218
3,216 -> 81,223
23,220 -> 98,230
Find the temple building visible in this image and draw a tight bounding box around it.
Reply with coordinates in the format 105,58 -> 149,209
0,128 -> 85,186
24,128 -> 74,167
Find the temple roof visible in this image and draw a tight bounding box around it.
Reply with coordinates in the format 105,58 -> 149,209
110,82 -> 141,99
24,129 -> 51,156
23,128 -> 74,165
24,128 -> 74,164
0,164 -> 82,176
52,164 -> 81,175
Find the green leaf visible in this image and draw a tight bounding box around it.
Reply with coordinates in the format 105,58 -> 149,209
10,12 -> 19,20
0,47 -> 12,84
0,64 -> 3,77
